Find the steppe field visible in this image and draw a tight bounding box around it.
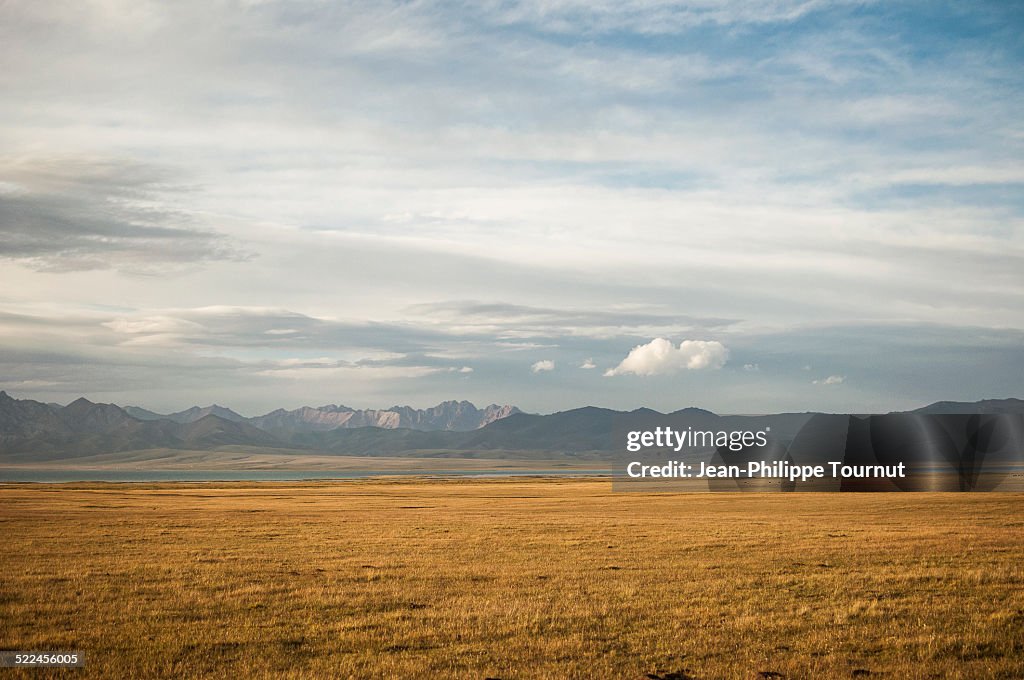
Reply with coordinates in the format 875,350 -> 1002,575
1,479 -> 1022,679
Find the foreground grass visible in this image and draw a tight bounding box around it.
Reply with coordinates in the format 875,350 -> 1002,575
0,480 -> 1022,679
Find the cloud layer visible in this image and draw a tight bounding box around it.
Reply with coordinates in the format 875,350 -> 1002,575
0,157 -> 245,272
0,1 -> 1021,413
1,301 -> 1021,414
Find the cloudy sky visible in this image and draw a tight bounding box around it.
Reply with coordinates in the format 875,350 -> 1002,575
1,0 -> 1022,415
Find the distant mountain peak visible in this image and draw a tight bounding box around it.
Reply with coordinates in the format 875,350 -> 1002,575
121,404 -> 246,424
909,398 -> 1024,415
670,406 -> 718,416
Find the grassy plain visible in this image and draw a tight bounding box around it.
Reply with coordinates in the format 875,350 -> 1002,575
1,479 -> 1022,679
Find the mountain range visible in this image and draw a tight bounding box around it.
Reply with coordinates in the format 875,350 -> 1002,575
246,401 -> 519,433
122,400 -> 518,431
0,392 -> 523,461
1,391 -> 1022,463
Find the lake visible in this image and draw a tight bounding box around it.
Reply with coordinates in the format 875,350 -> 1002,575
0,469 -> 610,483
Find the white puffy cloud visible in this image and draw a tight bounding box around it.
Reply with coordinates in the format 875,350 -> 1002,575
813,375 -> 846,385
531,359 -> 555,373
580,358 -> 597,369
743,363 -> 760,371
604,338 -> 728,376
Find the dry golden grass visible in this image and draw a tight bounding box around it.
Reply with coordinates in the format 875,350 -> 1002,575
1,479 -> 1022,679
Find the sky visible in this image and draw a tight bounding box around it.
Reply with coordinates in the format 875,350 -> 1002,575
1,0 -> 1022,415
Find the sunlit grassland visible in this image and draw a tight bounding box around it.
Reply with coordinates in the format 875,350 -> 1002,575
1,479 -> 1022,678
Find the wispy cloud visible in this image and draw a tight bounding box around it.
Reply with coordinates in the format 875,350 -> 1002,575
477,0 -> 859,34
406,300 -> 734,338
0,156 -> 246,272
